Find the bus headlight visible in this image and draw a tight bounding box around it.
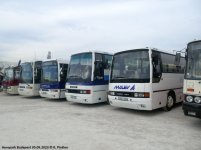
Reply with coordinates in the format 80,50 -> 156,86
80,90 -> 91,94
186,96 -> 193,102
194,97 -> 201,104
26,86 -> 33,89
51,89 -> 58,92
109,91 -> 115,96
134,92 -> 150,98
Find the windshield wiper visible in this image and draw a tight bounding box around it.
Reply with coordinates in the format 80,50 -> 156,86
113,76 -> 126,79
69,75 -> 81,78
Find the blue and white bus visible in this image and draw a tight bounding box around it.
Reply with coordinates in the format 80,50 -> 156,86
65,51 -> 113,104
39,59 -> 68,99
18,61 -> 42,96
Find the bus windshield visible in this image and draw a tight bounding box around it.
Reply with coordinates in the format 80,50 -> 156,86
111,50 -> 150,83
41,61 -> 58,83
67,53 -> 92,82
4,68 -> 14,81
186,42 -> 201,80
21,63 -> 33,83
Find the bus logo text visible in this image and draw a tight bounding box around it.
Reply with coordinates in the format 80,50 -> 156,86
114,85 -> 135,91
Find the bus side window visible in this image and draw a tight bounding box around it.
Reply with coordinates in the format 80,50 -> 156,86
34,61 -> 42,83
94,53 -> 104,80
94,53 -> 112,81
60,64 -> 68,82
152,52 -> 162,83
103,54 -> 112,81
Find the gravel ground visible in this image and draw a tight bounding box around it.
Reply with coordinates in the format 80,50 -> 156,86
0,92 -> 201,150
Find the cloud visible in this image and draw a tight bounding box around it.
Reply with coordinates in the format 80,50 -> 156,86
0,0 -> 201,62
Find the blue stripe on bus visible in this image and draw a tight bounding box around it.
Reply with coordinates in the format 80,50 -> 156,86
40,82 -> 66,89
104,75 -> 109,81
66,80 -> 109,86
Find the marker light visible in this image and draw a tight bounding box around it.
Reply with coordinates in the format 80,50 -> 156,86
26,86 -> 33,89
187,88 -> 194,92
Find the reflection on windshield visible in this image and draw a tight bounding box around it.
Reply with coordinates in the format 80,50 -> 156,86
42,62 -> 58,83
111,50 -> 150,83
186,49 -> 201,79
21,63 -> 33,83
4,69 -> 14,81
67,53 -> 92,82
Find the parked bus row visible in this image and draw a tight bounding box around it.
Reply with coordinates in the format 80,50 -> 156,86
1,40 -> 201,119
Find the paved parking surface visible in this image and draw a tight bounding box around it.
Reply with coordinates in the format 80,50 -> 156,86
0,92 -> 201,150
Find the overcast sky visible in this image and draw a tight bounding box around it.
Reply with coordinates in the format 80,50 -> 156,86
0,0 -> 200,62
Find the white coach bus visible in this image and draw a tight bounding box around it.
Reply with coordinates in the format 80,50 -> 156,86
39,59 -> 68,99
183,40 -> 201,118
18,61 -> 42,96
65,51 -> 112,104
108,48 -> 185,111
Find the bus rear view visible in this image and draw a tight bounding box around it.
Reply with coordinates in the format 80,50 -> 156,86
108,48 -> 184,111
183,40 -> 201,118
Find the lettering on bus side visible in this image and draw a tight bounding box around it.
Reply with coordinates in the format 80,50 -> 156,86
114,85 -> 135,91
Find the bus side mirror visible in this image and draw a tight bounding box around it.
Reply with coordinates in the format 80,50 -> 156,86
34,68 -> 38,77
185,49 -> 187,60
152,56 -> 159,65
174,53 -> 181,65
60,70 -> 64,78
34,67 -> 41,78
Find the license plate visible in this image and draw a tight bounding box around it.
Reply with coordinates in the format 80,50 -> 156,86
19,89 -> 24,91
188,111 -> 196,116
70,95 -> 77,99
42,92 -> 47,95
117,97 -> 128,101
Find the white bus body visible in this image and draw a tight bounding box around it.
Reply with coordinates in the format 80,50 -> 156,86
39,59 -> 68,99
108,48 -> 185,111
183,40 -> 201,118
18,61 -> 42,96
65,51 -> 113,104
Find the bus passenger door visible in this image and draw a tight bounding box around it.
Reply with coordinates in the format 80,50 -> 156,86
152,51 -> 163,109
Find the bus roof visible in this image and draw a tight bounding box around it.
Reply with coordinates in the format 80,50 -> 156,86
21,60 -> 42,64
113,48 -> 177,56
187,40 -> 201,46
42,59 -> 68,64
5,66 -> 20,69
71,51 -> 113,56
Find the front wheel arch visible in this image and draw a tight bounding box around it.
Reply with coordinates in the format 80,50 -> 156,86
162,91 -> 176,111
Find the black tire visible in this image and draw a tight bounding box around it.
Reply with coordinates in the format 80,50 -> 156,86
163,93 -> 175,111
183,110 -> 188,116
106,98 -> 110,104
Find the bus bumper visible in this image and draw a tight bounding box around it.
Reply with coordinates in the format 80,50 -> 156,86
6,86 -> 19,95
65,93 -> 95,104
108,95 -> 152,110
39,89 -> 64,99
183,102 -> 201,119
18,88 -> 39,96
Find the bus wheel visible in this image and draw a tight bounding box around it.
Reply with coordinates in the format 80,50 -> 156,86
163,93 -> 175,111
106,98 -> 110,104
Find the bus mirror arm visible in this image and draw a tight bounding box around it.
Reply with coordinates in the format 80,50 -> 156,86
34,68 -> 38,77
60,70 -> 64,78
